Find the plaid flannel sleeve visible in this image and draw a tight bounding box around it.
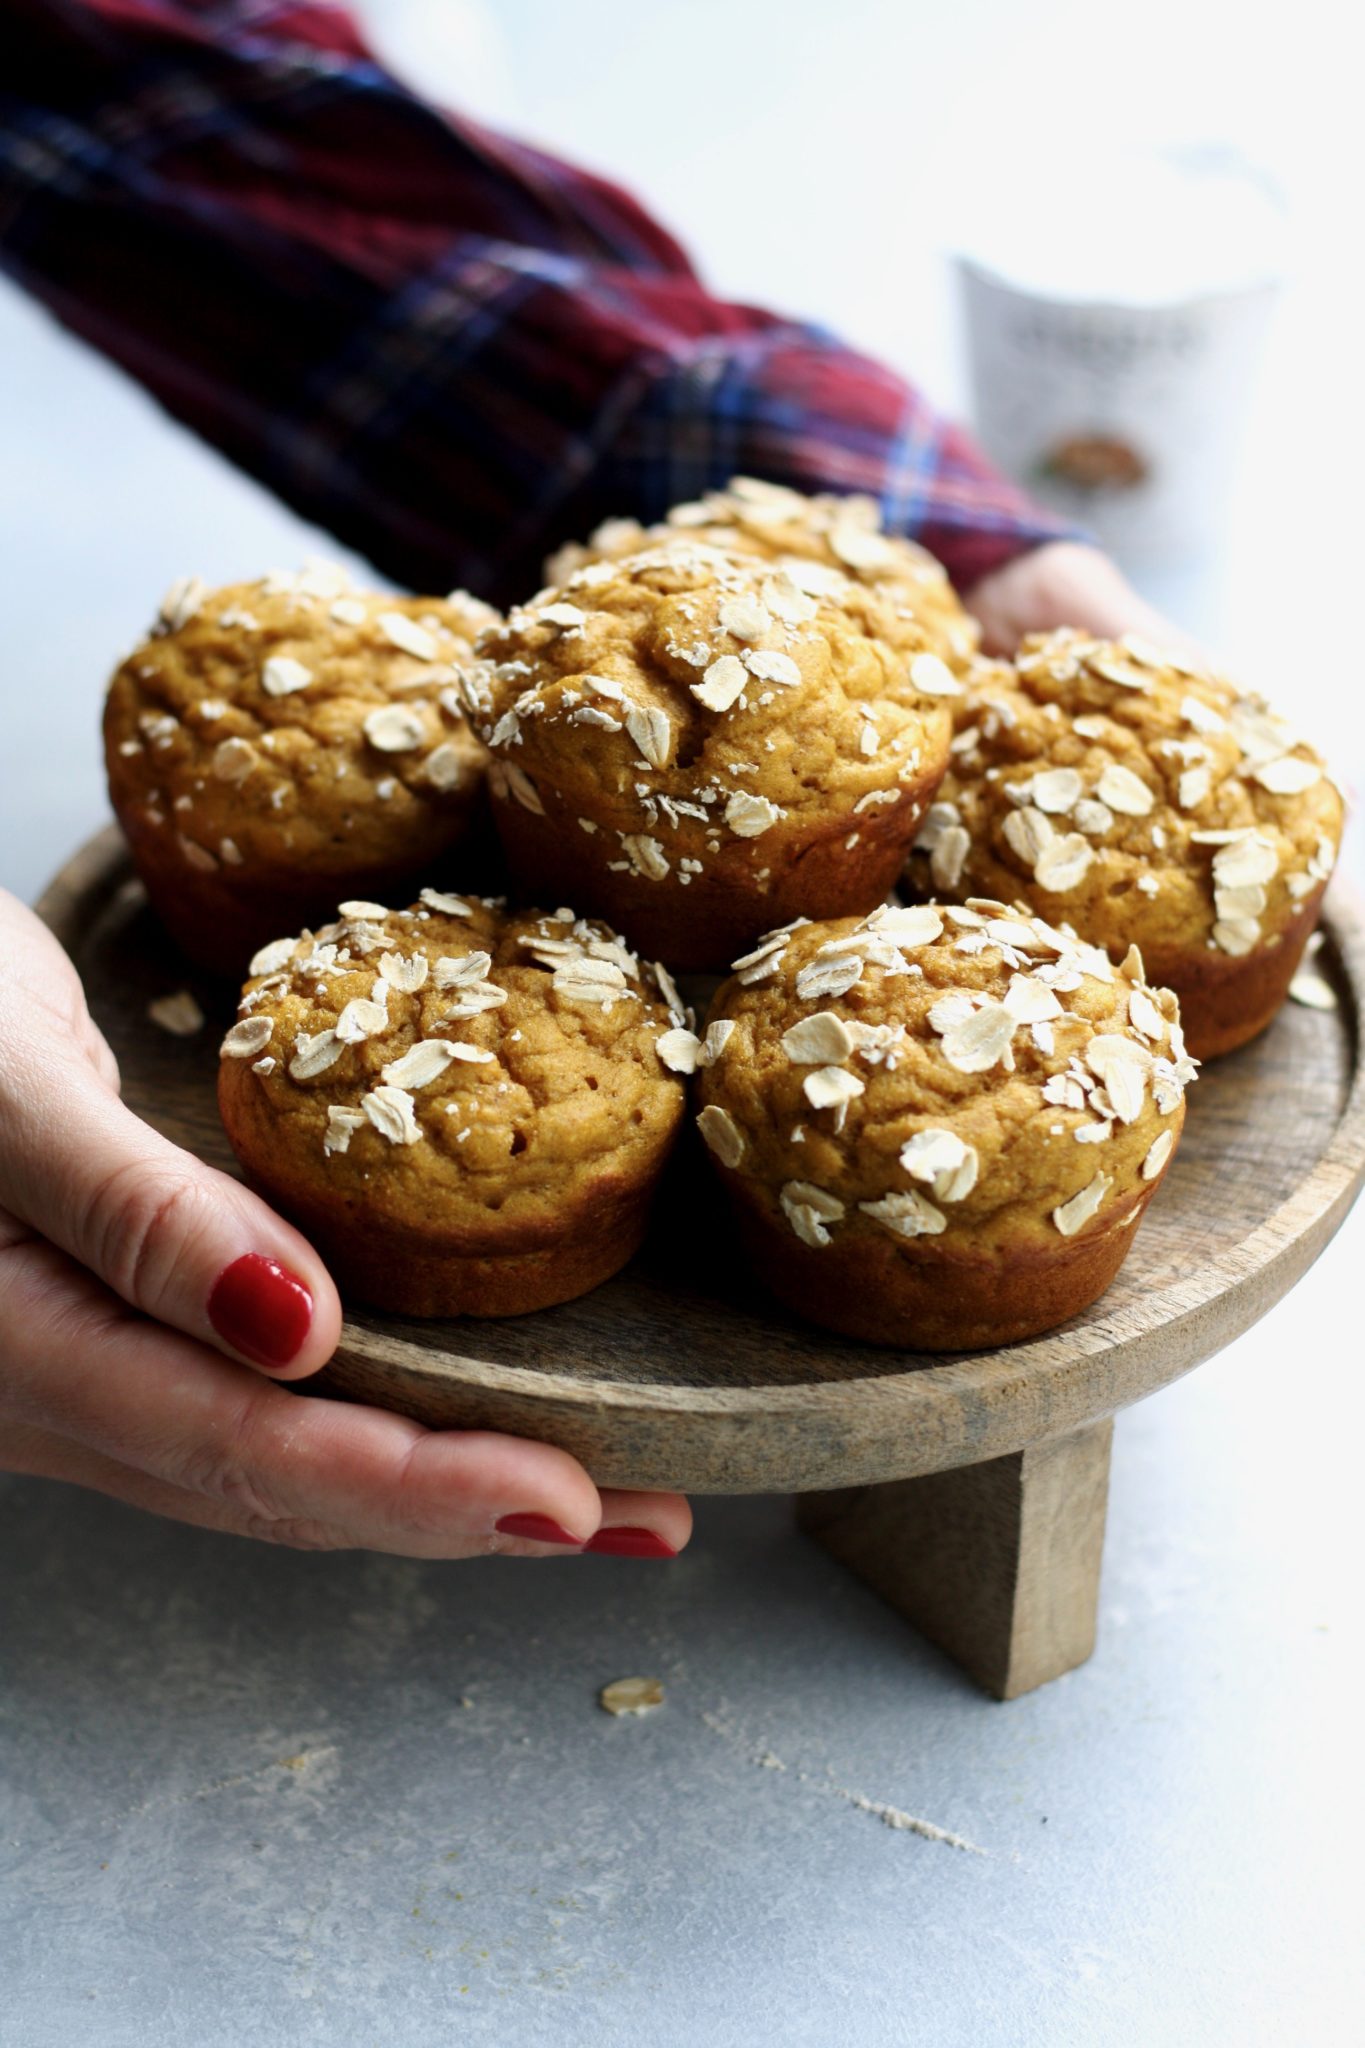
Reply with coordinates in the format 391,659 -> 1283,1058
0,0 -> 1074,604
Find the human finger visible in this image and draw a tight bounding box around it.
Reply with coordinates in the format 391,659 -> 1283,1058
0,1234 -> 692,1557
0,1017 -> 341,1381
963,541 -> 1198,657
585,1487 -> 694,1557
0,1235 -> 596,1553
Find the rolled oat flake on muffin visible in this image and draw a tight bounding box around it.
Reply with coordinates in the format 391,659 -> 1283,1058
697,1103 -> 746,1169
780,1181 -> 846,1247
221,1016 -> 273,1058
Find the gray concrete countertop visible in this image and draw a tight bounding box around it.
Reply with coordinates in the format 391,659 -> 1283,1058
2,230 -> 1362,2047
3,1322 -> 1362,2048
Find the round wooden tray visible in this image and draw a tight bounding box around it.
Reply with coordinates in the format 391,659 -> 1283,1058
40,827 -> 1365,1496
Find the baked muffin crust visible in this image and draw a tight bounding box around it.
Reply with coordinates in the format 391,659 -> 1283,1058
218,892 -> 688,1314
905,630 -> 1344,1057
546,475 -> 980,668
465,541 -> 956,964
105,565 -> 497,967
694,899 -> 1196,1347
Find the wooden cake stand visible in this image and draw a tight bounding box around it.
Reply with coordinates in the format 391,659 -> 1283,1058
40,828 -> 1365,1699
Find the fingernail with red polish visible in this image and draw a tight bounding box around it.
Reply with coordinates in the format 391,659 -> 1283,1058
208,1253 -> 313,1370
584,1526 -> 678,1559
495,1513 -> 584,1547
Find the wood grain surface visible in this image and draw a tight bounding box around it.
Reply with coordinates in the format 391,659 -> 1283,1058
39,826 -> 1365,1495
798,1419 -> 1114,1698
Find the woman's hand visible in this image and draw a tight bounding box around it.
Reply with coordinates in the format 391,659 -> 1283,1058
964,541 -> 1194,656
0,890 -> 690,1559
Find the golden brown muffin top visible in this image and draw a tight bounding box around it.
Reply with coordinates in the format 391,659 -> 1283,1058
218,894 -> 687,1235
461,541 -> 955,873
105,565 -> 497,875
693,899 -> 1196,1255
546,475 -> 980,666
907,630 -> 1343,964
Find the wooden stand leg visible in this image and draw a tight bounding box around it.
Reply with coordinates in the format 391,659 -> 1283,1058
796,1418 -> 1113,1700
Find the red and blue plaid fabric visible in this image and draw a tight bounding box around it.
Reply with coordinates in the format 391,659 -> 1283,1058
1,0 -> 1074,604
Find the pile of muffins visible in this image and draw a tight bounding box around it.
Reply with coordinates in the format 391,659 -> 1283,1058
104,482 -> 1346,1350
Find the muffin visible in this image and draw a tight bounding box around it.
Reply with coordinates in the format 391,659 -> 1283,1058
105,564 -> 498,971
903,630 -> 1344,1059
462,541 -> 957,968
217,893 -> 689,1316
693,899 -> 1196,1350
546,474 -> 980,670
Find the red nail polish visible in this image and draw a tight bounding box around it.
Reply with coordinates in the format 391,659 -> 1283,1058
207,1254 -> 313,1370
584,1526 -> 678,1559
495,1513 -> 584,1547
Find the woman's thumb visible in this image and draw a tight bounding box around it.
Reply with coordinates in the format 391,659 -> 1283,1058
0,1023 -> 342,1380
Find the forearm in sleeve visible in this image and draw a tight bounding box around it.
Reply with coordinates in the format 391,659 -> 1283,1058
0,0 -> 1071,601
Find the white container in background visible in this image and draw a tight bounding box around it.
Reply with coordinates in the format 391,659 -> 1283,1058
954,149 -> 1285,568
